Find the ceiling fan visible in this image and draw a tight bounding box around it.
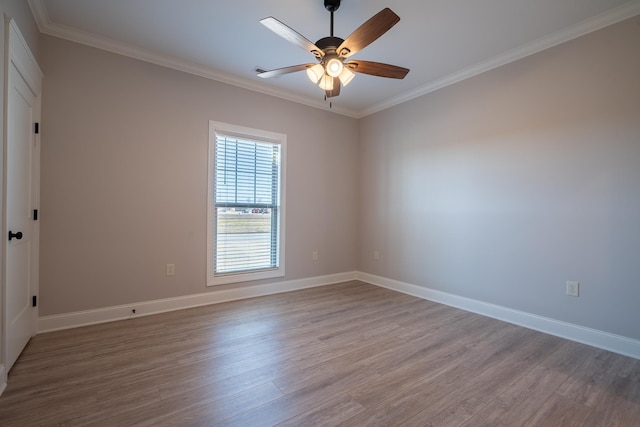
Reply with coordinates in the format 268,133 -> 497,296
257,0 -> 410,99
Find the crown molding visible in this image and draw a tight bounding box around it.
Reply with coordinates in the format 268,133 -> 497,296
26,0 -> 359,118
27,0 -> 49,32
358,0 -> 640,118
29,0 -> 640,119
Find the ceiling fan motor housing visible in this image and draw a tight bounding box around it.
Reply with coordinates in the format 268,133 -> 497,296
315,36 -> 344,51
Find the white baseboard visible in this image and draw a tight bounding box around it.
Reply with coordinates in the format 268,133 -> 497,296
357,272 -> 640,360
38,272 -> 357,333
37,270 -> 640,360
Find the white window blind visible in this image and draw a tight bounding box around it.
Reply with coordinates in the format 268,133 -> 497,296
214,134 -> 281,275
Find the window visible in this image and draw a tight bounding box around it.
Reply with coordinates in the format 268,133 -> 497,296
207,121 -> 286,285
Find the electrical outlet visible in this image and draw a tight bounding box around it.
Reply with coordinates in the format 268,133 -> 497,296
166,264 -> 175,276
374,250 -> 380,260
566,281 -> 579,297
312,251 -> 318,261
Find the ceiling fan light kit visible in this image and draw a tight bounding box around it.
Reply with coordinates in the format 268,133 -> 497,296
258,0 -> 410,99
338,67 -> 355,86
319,74 -> 335,91
307,63 -> 324,83
325,57 -> 344,77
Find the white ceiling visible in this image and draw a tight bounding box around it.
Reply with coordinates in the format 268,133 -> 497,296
29,0 -> 640,117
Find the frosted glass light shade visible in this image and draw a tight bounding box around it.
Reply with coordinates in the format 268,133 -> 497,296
306,64 -> 324,83
325,58 -> 344,78
318,74 -> 334,91
338,68 -> 355,86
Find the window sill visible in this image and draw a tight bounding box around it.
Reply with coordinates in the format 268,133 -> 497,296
207,267 -> 285,286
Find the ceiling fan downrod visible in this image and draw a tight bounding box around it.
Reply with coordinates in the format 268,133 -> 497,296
325,0 -> 340,37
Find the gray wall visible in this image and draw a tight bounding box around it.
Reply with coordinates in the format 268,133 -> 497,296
25,8 -> 640,344
39,36 -> 359,316
358,17 -> 640,340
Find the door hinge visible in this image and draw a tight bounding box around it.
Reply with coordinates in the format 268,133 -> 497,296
33,209 -> 38,221
34,122 -> 40,134
32,295 -> 37,307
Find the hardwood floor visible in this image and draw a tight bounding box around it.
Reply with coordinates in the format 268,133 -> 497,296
0,281 -> 638,426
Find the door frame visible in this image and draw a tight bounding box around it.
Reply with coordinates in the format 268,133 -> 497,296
1,17 -> 42,394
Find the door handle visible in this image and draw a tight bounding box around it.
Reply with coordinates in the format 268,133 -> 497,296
8,231 -> 23,241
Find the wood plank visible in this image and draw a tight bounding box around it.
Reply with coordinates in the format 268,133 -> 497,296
540,339 -> 595,374
556,348 -> 630,407
340,365 -> 477,426
133,382 -> 284,426
522,393 -> 593,427
0,281 -> 636,426
460,365 -> 568,426
584,376 -> 640,426
220,367 -> 380,426
276,395 -> 366,427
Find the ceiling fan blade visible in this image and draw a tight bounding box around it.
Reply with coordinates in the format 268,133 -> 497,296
325,77 -> 341,98
337,8 -> 400,58
257,64 -> 316,79
260,17 -> 324,58
346,60 -> 409,79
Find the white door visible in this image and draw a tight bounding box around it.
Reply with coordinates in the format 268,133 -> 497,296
4,20 -> 42,372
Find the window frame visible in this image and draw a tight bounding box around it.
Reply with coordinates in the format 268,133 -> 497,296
207,121 -> 286,286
